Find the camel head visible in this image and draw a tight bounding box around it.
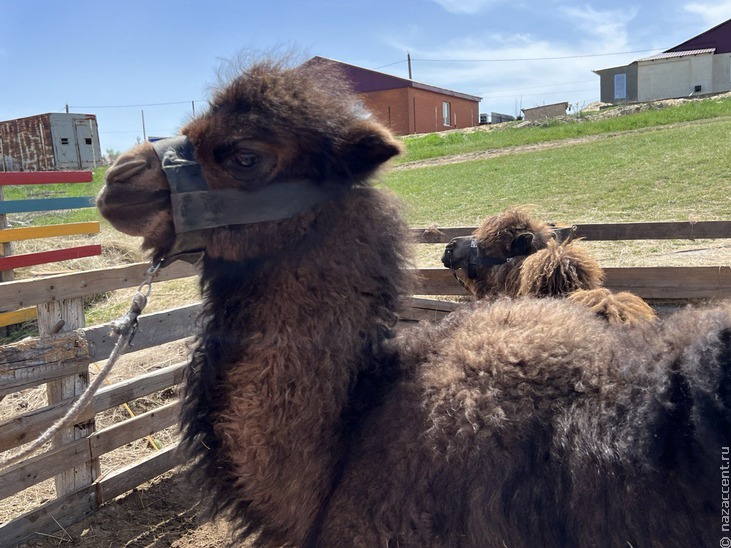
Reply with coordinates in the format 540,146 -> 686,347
97,58 -> 402,264
441,208 -> 558,288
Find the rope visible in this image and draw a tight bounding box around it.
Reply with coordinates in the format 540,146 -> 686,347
0,261 -> 162,470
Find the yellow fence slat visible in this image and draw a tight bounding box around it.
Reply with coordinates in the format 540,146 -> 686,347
0,222 -> 100,243
0,307 -> 37,328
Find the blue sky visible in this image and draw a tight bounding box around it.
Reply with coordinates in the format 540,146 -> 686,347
1,0 -> 730,154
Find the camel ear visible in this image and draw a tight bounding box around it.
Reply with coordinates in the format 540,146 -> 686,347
340,121 -> 403,178
510,232 -> 534,256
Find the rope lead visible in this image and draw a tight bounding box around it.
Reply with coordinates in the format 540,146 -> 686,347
0,260 -> 162,470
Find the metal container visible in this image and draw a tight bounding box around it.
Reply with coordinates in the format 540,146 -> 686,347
0,112 -> 101,171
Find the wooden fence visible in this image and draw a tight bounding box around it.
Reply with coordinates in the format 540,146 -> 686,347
1,220 -> 730,545
0,171 -> 100,328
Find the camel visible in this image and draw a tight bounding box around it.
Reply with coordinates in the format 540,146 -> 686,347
442,208 -> 657,324
97,57 -> 730,547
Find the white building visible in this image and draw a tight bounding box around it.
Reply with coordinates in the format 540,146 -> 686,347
593,18 -> 731,104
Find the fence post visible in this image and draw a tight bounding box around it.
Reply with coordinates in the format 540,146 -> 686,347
0,186 -> 12,338
37,298 -> 99,496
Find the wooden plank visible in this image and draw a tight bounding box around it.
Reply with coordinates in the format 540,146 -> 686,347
0,330 -> 90,397
400,297 -> 461,323
89,400 -> 181,458
0,260 -> 197,312
0,196 -> 96,214
409,220 -> 731,243
85,303 -> 200,360
97,442 -> 185,504
0,401 -> 179,500
574,220 -> 731,241
0,171 -> 93,185
603,266 -> 731,299
0,221 -> 100,243
1,445 -> 184,545
0,306 -> 36,327
412,266 -> 731,300
0,244 -> 102,271
413,268 -> 470,296
0,438 -> 90,500
0,484 -> 98,547
0,361 -> 186,453
91,361 -> 186,414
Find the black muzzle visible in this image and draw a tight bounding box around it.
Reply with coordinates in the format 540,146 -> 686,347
152,136 -> 345,265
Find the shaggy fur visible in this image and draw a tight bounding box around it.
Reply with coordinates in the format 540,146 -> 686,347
441,209 -> 604,299
442,209 -> 657,324
98,58 -> 730,547
568,287 -> 658,325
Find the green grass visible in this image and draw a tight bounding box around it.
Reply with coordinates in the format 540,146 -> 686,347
396,95 -> 731,164
383,117 -> 731,226
3,100 -> 728,231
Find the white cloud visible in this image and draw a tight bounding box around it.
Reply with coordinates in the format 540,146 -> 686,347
431,0 -> 501,14
379,7 -> 644,116
683,1 -> 731,27
559,5 -> 638,52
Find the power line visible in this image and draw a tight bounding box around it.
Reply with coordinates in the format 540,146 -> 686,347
70,100 -> 204,109
377,47 -> 666,67
375,60 -> 408,69
413,47 -> 666,62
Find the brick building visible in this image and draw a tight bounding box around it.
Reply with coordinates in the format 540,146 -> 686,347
304,57 -> 481,135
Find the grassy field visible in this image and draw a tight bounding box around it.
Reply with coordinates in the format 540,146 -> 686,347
5,94 -> 731,228
396,94 -> 731,164
384,116 -> 731,226
2,94 -> 730,336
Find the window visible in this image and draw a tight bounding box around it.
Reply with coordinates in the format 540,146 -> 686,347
60,137 -> 69,145
614,73 -> 627,100
442,101 -> 451,126
85,138 -> 92,145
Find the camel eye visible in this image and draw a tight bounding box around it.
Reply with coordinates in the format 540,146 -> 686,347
234,152 -> 259,168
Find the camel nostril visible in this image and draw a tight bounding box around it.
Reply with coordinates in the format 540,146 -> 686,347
441,252 -> 452,268
106,158 -> 150,183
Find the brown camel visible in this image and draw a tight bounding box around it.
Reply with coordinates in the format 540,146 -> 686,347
97,57 -> 730,547
442,208 -> 657,324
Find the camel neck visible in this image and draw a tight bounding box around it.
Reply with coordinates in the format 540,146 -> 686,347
182,189 -> 412,544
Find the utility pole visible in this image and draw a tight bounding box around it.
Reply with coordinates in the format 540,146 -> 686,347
407,51 -> 412,79
141,109 -> 147,141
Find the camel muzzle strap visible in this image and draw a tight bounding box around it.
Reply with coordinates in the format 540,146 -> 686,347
152,136 -> 345,265
467,239 -> 513,279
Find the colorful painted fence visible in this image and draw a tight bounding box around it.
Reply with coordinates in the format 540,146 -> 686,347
0,171 -> 100,327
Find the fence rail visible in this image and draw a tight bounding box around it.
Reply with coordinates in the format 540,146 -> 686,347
0,171 -> 99,329
0,219 -> 729,544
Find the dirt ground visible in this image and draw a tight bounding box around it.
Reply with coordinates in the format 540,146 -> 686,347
18,471 -> 237,548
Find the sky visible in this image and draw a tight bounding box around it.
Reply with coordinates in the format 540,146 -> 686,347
2,0 -> 730,155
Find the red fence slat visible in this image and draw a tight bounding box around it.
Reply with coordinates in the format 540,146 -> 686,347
0,245 -> 101,271
0,171 -> 93,186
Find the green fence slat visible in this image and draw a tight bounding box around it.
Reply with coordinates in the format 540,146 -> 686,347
0,196 -> 96,214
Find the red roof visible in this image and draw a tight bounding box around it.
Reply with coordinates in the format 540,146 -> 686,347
666,17 -> 731,54
305,57 -> 481,102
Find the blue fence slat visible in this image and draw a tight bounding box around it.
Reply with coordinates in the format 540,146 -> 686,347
0,196 -> 96,214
